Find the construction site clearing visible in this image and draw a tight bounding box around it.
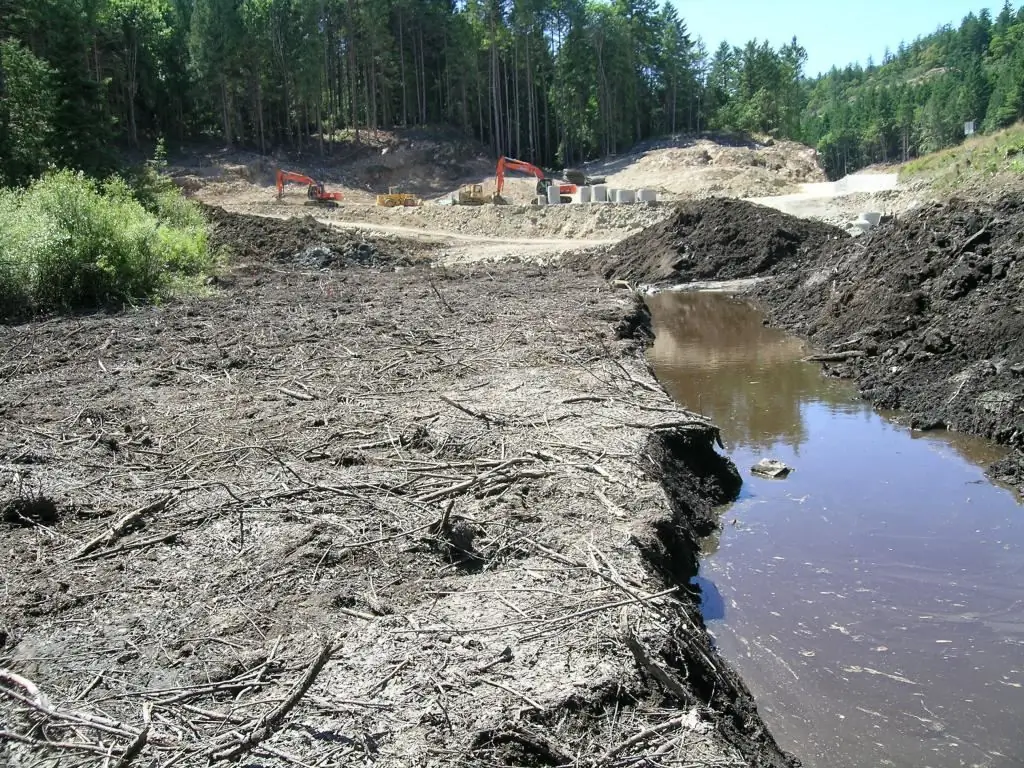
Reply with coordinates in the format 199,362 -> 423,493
0,130 -> 976,768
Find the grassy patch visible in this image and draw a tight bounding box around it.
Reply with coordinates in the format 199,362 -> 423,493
0,169 -> 214,318
899,123 -> 1024,190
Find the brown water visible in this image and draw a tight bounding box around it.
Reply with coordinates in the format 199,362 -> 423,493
646,291 -> 1024,768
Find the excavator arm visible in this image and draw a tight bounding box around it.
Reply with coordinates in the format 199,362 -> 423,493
275,169 -> 344,204
494,156 -> 576,200
494,156 -> 545,196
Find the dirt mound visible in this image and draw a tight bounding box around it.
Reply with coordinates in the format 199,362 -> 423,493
581,135 -> 826,200
577,198 -> 847,284
754,195 -> 1024,483
202,204 -> 422,269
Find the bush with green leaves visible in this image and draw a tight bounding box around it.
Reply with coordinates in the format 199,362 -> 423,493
0,169 -> 212,317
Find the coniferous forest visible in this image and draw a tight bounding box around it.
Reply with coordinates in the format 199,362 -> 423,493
3,0 -> 1024,184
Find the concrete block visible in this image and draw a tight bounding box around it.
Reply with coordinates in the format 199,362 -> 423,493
592,185 -> 608,202
578,185 -> 592,203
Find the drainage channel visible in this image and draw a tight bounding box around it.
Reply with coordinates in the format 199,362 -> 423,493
645,290 -> 1024,768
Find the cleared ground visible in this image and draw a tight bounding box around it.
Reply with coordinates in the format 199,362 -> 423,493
0,216 -> 791,767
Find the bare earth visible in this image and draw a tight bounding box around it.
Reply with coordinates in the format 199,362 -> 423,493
2,130 -> 910,767
0,251 -> 787,766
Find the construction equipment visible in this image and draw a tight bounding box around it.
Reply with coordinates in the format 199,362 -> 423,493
275,169 -> 344,207
376,187 -> 422,207
493,156 -> 577,204
455,183 -> 488,206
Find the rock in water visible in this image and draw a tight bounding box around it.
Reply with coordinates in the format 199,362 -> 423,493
751,459 -> 792,479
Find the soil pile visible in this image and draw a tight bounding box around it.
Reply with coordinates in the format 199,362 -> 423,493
754,195 -> 1024,479
579,197 -> 846,284
202,204 -> 422,268
581,135 -> 827,199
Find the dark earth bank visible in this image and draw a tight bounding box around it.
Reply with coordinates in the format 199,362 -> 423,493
587,194 -> 1024,495
0,208 -> 794,767
202,203 -> 427,270
569,197 -> 845,285
751,195 -> 1024,492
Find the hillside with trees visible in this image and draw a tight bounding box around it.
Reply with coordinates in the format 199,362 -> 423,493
3,0 -> 1024,183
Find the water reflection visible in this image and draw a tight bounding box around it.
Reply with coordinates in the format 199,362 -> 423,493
645,289 -> 1024,768
691,575 -> 726,620
646,291 -> 852,452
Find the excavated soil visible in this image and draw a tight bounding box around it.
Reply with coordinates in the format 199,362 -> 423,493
572,197 -> 846,285
752,195 -> 1024,490
0,210 -> 794,767
202,204 -> 427,269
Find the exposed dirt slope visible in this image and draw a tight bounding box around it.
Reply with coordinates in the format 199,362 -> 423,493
571,198 -> 847,285
582,135 -> 826,199
751,196 -> 1024,489
0,211 -> 795,767
171,127 -> 493,205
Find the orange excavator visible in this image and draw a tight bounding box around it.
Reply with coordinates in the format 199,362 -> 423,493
275,169 -> 344,207
493,156 -> 576,204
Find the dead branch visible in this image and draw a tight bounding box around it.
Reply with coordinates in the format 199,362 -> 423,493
600,713 -> 691,763
112,703 -> 151,768
71,494 -> 174,560
621,629 -> 691,704
75,531 -> 179,561
476,677 -> 543,710
280,387 -> 315,401
209,637 -> 338,763
439,395 -> 506,426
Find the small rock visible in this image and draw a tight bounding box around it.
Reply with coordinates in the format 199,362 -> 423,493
751,459 -> 792,479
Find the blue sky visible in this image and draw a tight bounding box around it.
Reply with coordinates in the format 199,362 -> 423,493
673,0 -> 1003,76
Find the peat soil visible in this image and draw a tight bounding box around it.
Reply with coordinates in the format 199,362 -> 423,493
584,194 -> 1024,494
202,203 -> 429,271
0,212 -> 793,767
569,198 -> 845,285
751,195 -> 1024,491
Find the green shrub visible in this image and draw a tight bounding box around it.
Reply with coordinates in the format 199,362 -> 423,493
0,169 -> 213,318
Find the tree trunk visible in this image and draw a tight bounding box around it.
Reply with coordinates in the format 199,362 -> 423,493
257,77 -> 265,154
490,31 -> 501,155
346,0 -> 359,142
399,5 -> 407,126
221,76 -> 232,146
418,27 -> 427,123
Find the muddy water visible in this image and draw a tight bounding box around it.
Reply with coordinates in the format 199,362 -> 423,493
646,291 -> 1024,768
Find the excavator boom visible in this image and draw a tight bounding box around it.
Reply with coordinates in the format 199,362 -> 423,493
493,156 -> 576,201
275,169 -> 344,206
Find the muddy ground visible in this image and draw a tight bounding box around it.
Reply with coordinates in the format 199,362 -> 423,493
589,194 -> 1024,495
0,210 -> 795,767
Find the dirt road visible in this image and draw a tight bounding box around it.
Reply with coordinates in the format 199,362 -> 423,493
746,172 -> 907,228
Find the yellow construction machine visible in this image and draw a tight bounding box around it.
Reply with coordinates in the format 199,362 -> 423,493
455,183 -> 488,206
376,187 -> 421,207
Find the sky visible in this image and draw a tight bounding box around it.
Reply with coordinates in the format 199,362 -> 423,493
672,0 -> 1003,76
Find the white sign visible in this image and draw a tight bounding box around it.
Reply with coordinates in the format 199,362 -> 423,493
965,120 -> 976,136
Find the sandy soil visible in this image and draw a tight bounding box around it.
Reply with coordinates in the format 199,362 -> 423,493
173,131 -> 840,255
582,136 -> 826,199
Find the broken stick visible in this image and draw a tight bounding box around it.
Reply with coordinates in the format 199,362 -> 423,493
71,495 -> 174,561
209,637 -> 339,763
